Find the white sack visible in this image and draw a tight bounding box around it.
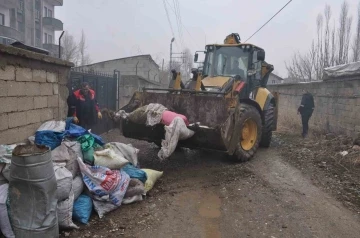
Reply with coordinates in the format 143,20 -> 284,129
145,103 -> 167,126
54,164 -> 73,201
105,142 -> 139,166
0,184 -> 15,238
94,148 -> 129,170
158,117 -> 195,160
72,176 -> 84,200
37,121 -> 66,132
77,157 -> 130,219
122,195 -> 143,205
57,190 -> 79,229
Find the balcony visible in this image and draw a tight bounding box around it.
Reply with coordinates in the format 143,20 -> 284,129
45,0 -> 63,6
42,17 -> 63,31
0,25 -> 24,42
43,43 -> 63,57
0,0 -> 17,9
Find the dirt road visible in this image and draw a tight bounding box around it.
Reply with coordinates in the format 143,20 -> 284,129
66,130 -> 360,238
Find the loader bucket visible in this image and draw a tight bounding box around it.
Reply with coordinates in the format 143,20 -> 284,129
120,91 -> 237,152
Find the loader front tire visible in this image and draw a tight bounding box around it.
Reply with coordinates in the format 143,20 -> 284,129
232,104 -> 262,162
259,104 -> 275,148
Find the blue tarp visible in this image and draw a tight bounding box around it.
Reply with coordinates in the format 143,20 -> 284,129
35,118 -> 105,150
66,117 -> 105,146
35,131 -> 66,150
122,164 -> 147,183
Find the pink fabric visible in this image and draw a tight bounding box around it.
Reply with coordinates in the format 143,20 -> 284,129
161,111 -> 189,126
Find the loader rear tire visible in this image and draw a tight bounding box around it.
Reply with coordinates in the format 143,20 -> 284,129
260,104 -> 275,148
232,104 -> 262,162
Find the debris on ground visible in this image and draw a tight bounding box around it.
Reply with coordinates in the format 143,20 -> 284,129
0,117 -> 164,236
274,131 -> 360,213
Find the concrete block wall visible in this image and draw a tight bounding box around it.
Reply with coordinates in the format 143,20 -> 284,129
268,79 -> 360,138
0,44 -> 73,144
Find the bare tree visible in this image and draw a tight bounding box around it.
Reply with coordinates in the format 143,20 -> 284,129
286,0 -> 355,81
78,30 -> 92,66
352,3 -> 360,62
315,14 -> 324,80
61,32 -> 78,65
338,1 -> 351,64
324,5 -> 332,67
330,22 -> 337,66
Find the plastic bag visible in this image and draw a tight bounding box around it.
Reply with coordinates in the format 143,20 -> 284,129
54,164 -> 73,201
105,143 -> 139,167
122,164 -> 147,183
161,110 -> 189,126
72,194 -> 93,224
72,176 -> 84,200
124,179 -> 145,198
77,157 -> 130,218
141,169 -> 163,193
158,117 -> 195,160
57,190 -> 79,229
94,148 -> 129,170
0,184 -> 15,238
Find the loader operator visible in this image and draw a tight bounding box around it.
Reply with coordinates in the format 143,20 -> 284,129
230,59 -> 245,78
297,89 -> 315,138
67,82 -> 102,130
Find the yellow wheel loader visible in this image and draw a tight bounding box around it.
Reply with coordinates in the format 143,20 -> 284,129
120,33 -> 277,161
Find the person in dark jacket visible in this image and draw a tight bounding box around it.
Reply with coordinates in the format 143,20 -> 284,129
298,90 -> 315,138
67,82 -> 102,129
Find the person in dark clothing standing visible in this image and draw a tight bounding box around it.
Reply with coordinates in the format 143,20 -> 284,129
298,90 -> 315,138
67,82 -> 102,129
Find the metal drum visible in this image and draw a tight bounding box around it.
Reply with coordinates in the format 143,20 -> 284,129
9,145 -> 58,238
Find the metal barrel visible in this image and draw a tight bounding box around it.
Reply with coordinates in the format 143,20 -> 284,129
9,145 -> 58,238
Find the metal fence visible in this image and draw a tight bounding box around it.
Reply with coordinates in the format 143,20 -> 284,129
68,68 -> 119,135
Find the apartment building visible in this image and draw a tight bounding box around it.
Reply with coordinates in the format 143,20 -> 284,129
0,0 -> 63,56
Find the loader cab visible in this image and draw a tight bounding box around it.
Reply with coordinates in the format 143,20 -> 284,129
201,44 -> 264,81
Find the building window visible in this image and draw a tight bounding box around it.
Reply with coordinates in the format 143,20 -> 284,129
48,34 -> 53,44
17,22 -> 24,32
272,80 -> 275,84
48,10 -> 52,18
44,7 -> 48,17
44,33 -> 48,44
18,0 -> 24,11
0,13 -> 4,26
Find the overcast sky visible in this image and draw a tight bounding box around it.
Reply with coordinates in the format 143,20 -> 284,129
56,0 -> 359,77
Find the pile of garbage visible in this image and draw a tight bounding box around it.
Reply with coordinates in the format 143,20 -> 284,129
113,103 -> 195,160
0,118 -> 163,237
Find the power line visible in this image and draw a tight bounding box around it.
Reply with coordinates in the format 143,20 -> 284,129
174,0 -> 185,48
165,0 -> 201,49
245,0 -> 293,42
163,0 -> 179,50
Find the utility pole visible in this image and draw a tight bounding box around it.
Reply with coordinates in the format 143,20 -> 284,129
170,37 -> 175,71
162,59 -> 164,71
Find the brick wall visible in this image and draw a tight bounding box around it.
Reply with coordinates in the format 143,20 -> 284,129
268,79 -> 360,138
0,44 -> 73,144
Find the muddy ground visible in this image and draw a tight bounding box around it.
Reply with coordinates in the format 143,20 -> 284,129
60,129 -> 360,238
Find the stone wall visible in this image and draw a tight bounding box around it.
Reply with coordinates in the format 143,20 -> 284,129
268,79 -> 360,138
0,44 -> 73,144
